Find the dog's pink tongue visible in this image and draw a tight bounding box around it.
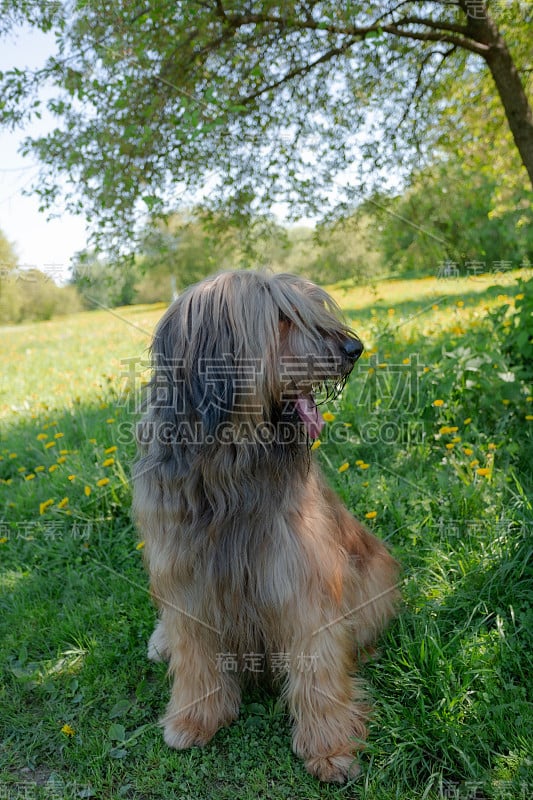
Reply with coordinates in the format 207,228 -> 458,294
295,395 -> 325,439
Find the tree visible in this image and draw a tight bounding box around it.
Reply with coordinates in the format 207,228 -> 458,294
0,228 -> 21,323
373,158 -> 533,276
71,250 -> 139,307
0,1 -> 531,248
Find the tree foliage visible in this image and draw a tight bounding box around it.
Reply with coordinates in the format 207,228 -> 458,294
0,227 -> 82,323
0,1 -> 531,250
374,159 -> 533,276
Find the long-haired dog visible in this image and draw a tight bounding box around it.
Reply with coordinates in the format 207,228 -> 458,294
133,270 -> 399,783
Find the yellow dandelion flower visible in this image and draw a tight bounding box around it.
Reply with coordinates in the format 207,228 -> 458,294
432,399 -> 444,407
39,499 -> 54,515
57,497 -> 69,509
104,445 -> 117,454
59,449 -> 69,455
526,415 -> 533,421
68,475 -> 76,481
0,536 -> 8,545
61,724 -> 75,737
36,433 -> 48,441
488,443 -> 497,450
49,464 -> 58,473
477,468 -> 490,477
470,459 -> 480,467
355,459 -> 364,466
463,448 -> 473,456
362,481 -> 369,487
343,422 -> 352,428
57,457 -> 67,465
464,418 -> 472,425
439,426 -> 452,435
402,358 -> 410,365
100,402 -> 108,410
445,443 -> 455,450
9,453 -> 17,459
88,438 -> 97,445
497,294 -> 508,302
367,367 -> 375,375
526,397 -> 532,403
451,436 -> 461,443
45,441 -> 56,449
54,432 -> 64,439
432,304 -> 439,311
136,541 -> 145,550
106,418 -> 116,424
502,399 -> 510,405
25,473 -> 36,481
35,466 -> 45,472
358,463 -> 370,470
456,300 -> 464,307
387,308 -> 395,316
18,466 -> 27,473
515,293 -> 524,300
378,362 -> 387,369
423,366 -> 430,373
102,457 -> 115,467
338,462 -> 350,473
84,485 -> 92,496
365,511 -> 377,520
310,440 -> 321,451
97,477 -> 110,487
322,412 -> 335,423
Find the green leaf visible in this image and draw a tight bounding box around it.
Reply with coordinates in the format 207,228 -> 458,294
109,699 -> 132,718
108,723 -> 126,742
109,747 -> 128,759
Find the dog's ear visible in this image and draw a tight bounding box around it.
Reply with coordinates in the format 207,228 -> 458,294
150,273 -> 280,440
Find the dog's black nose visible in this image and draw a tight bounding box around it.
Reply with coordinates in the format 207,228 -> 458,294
341,337 -> 364,361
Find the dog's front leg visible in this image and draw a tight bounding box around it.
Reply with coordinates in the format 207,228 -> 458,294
284,621 -> 369,783
160,612 -> 241,750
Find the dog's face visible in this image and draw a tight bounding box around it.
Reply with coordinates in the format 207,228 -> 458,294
275,277 -> 363,438
150,271 -> 363,441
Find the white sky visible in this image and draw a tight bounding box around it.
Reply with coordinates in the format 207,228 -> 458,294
0,26 -> 87,284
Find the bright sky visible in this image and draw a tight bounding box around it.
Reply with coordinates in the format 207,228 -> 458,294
0,26 -> 87,285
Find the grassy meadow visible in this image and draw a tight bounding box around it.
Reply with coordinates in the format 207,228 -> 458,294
1,271 -> 532,800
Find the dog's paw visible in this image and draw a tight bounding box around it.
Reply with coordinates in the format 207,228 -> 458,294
163,717 -> 216,750
304,753 -> 361,783
147,621 -> 170,663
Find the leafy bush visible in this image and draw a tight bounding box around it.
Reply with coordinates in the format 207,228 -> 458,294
490,277 -> 533,380
0,269 -> 83,324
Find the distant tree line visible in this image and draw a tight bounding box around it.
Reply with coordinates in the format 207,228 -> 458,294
2,149 -> 532,323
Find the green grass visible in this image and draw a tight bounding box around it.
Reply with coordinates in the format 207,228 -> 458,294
1,271 -> 532,799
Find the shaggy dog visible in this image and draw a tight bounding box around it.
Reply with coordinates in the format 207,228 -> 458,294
133,270 -> 399,783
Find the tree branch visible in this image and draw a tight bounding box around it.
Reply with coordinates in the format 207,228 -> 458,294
397,45 -> 457,131
236,37 -> 360,105
222,10 -> 488,57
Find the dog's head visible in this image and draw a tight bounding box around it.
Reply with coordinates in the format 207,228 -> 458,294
149,270 -> 363,443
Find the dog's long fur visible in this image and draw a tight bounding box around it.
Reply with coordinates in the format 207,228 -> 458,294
132,270 -> 399,783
